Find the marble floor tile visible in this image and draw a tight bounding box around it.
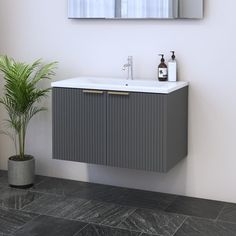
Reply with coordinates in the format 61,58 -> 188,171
217,203 -> 236,224
32,176 -> 129,205
140,234 -> 160,236
30,176 -> 175,210
166,196 -> 224,219
0,187 -> 42,210
45,198 -> 93,219
24,193 -> 134,227
72,184 -> 128,204
174,217 -> 236,236
98,203 -> 136,227
48,199 -> 135,227
40,196 -> 88,217
74,224 -> 141,236
73,185 -> 177,211
119,208 -> 186,235
31,177 -> 91,195
0,207 -> 37,235
33,175 -> 49,186
114,189 -> 177,210
21,194 -> 83,214
13,215 -> 87,236
1,173 -> 235,236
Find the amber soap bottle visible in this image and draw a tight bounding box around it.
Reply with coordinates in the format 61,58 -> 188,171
158,54 -> 168,81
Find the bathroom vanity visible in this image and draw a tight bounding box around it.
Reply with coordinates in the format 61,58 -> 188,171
52,77 -> 188,172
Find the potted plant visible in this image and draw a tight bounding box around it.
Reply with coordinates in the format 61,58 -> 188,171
0,55 -> 57,188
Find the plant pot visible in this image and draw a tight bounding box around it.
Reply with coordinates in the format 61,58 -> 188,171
8,155 -> 35,188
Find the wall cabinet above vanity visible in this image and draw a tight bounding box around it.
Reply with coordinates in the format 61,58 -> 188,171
52,77 -> 188,172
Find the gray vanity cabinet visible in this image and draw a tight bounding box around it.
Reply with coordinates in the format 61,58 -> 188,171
52,87 -> 188,172
52,88 -> 107,165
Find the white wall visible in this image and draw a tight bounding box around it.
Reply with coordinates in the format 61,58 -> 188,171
0,0 -> 236,203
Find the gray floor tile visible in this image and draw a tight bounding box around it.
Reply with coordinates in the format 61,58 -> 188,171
31,176 -> 128,204
31,177 -> 91,195
29,176 -> 175,210
45,197 -> 94,218
21,194 -> 83,215
74,224 -> 141,236
25,193 -> 134,227
73,184 -> 177,211
174,217 -> 236,236
72,184 -> 128,203
48,199 -> 135,227
114,189 -> 177,210
28,195 -> 89,218
47,197 -> 92,219
166,196 -> 224,219
218,203 -> 236,224
33,175 -> 49,186
1,172 -> 235,236
140,234 -> 160,236
0,207 -> 37,235
119,208 -> 186,235
0,187 -> 42,210
14,215 -> 87,236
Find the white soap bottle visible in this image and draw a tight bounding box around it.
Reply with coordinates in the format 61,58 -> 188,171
168,51 -> 177,82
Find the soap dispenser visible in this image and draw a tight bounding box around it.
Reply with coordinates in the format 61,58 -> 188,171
158,54 -> 168,81
168,51 -> 177,82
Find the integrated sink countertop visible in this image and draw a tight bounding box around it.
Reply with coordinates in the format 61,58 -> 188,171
51,77 -> 189,94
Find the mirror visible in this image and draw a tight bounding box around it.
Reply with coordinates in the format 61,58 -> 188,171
68,0 -> 203,19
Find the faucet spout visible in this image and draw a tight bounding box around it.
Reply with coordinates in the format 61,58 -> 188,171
122,56 -> 133,80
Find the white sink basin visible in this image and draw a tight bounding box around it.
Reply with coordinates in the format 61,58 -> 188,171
51,76 -> 188,94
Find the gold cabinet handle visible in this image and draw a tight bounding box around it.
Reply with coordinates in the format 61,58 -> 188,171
108,91 -> 129,96
82,90 -> 104,94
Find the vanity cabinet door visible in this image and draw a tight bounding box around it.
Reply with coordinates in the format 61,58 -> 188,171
52,88 -> 107,165
106,91 -> 166,172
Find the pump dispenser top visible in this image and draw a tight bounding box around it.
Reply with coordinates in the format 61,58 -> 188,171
171,51 -> 175,60
159,54 -> 165,62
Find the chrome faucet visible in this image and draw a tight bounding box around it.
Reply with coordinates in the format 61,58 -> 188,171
122,56 -> 133,80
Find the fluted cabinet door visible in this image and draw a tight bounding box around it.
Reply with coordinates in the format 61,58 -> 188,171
106,92 -> 166,172
52,88 -> 106,165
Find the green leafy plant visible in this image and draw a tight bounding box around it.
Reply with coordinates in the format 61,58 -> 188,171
0,55 -> 57,160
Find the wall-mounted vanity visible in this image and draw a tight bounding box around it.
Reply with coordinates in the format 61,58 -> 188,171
52,77 -> 188,172
68,0 -> 203,19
